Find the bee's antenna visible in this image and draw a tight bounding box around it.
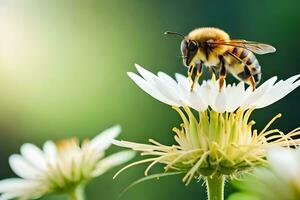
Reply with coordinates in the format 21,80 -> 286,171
164,31 -> 185,39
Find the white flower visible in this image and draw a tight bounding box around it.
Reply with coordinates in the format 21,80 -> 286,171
0,125 -> 135,200
113,64 -> 300,187
267,147 -> 300,187
128,64 -> 300,113
229,147 -> 300,200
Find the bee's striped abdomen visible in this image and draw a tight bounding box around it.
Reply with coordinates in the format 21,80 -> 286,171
230,47 -> 262,85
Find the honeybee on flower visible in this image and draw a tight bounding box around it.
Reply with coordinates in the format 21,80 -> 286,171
114,64 -> 300,200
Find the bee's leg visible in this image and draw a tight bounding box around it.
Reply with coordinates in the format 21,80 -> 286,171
187,65 -> 195,84
190,62 -> 203,91
250,77 -> 256,91
219,56 -> 226,91
210,66 -> 220,79
244,65 -> 256,91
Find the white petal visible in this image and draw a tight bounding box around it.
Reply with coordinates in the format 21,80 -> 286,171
135,64 -> 157,83
92,150 -> 135,177
9,155 -> 39,179
127,72 -> 177,106
0,193 -> 18,200
89,125 -> 121,151
212,89 -> 227,113
194,94 -> 209,111
175,73 -> 190,90
241,76 -> 277,109
176,78 -> 191,103
187,91 -> 208,111
129,65 -> 300,113
0,179 -> 43,199
0,178 -> 26,192
196,81 -> 211,109
135,65 -> 180,105
255,75 -> 300,108
20,143 -> 47,170
157,72 -> 178,91
225,82 -> 245,112
151,74 -> 181,105
157,72 -> 183,105
174,74 -> 207,111
43,141 -> 57,165
207,80 -> 221,111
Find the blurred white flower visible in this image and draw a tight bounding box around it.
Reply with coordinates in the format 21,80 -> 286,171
229,147 -> 300,200
0,125 -> 135,200
129,64 -> 300,113
267,147 -> 300,186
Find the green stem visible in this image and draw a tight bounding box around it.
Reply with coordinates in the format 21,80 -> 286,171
69,185 -> 86,200
206,175 -> 224,200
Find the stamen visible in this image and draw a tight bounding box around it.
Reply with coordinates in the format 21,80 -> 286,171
113,158 -> 157,179
144,153 -> 179,176
164,149 -> 203,171
114,107 -> 300,185
149,139 -> 170,148
183,152 -> 209,185
259,113 -> 282,135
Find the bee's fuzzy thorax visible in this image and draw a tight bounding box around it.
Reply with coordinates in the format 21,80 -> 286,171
187,27 -> 230,66
187,27 -> 230,42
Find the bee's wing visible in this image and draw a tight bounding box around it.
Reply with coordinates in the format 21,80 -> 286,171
208,39 -> 276,55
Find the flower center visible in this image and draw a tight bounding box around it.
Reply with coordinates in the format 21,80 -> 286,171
114,106 -> 300,185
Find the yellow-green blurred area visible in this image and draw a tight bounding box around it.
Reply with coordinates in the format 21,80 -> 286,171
0,0 -> 299,199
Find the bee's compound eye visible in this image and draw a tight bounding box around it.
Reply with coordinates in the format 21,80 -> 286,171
188,41 -> 198,51
180,40 -> 188,53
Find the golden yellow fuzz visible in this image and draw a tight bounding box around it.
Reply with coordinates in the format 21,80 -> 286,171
187,27 -> 230,42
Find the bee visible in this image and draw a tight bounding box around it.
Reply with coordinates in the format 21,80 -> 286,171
165,27 -> 276,91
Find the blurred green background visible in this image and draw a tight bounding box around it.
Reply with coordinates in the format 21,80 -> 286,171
0,0 -> 299,199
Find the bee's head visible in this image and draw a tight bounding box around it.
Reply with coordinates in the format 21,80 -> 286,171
180,39 -> 199,66
164,31 -> 199,67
